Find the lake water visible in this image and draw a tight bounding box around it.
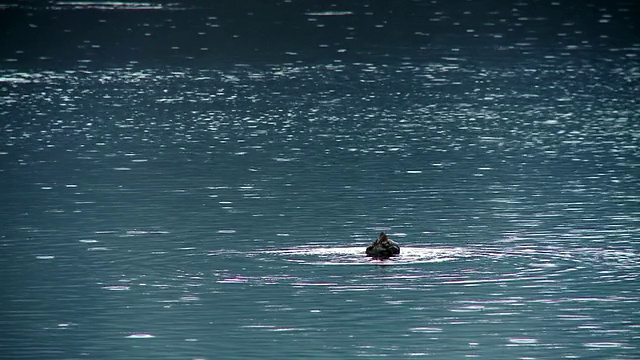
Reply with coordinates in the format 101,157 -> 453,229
1,1 -> 639,359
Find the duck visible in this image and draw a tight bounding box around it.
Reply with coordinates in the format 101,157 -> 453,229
365,232 -> 400,259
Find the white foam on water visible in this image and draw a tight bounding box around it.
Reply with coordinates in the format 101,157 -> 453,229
125,333 -> 155,339
261,246 -> 472,265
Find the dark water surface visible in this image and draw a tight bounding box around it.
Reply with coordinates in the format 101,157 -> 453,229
1,1 -> 639,359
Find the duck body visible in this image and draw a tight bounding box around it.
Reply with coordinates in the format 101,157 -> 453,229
365,232 -> 400,259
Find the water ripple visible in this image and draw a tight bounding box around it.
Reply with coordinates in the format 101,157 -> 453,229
262,245 -> 472,265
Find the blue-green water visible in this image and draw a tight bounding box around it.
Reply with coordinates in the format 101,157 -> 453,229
1,1 -> 639,359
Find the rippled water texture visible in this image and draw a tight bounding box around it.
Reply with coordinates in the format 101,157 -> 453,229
1,0 -> 639,359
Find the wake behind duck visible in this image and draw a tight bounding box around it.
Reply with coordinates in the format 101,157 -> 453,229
259,231 -> 472,265
262,243 -> 469,265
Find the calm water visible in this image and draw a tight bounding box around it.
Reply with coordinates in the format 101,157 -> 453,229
1,1 -> 639,359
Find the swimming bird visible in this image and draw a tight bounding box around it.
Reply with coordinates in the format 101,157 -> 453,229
365,232 -> 400,259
